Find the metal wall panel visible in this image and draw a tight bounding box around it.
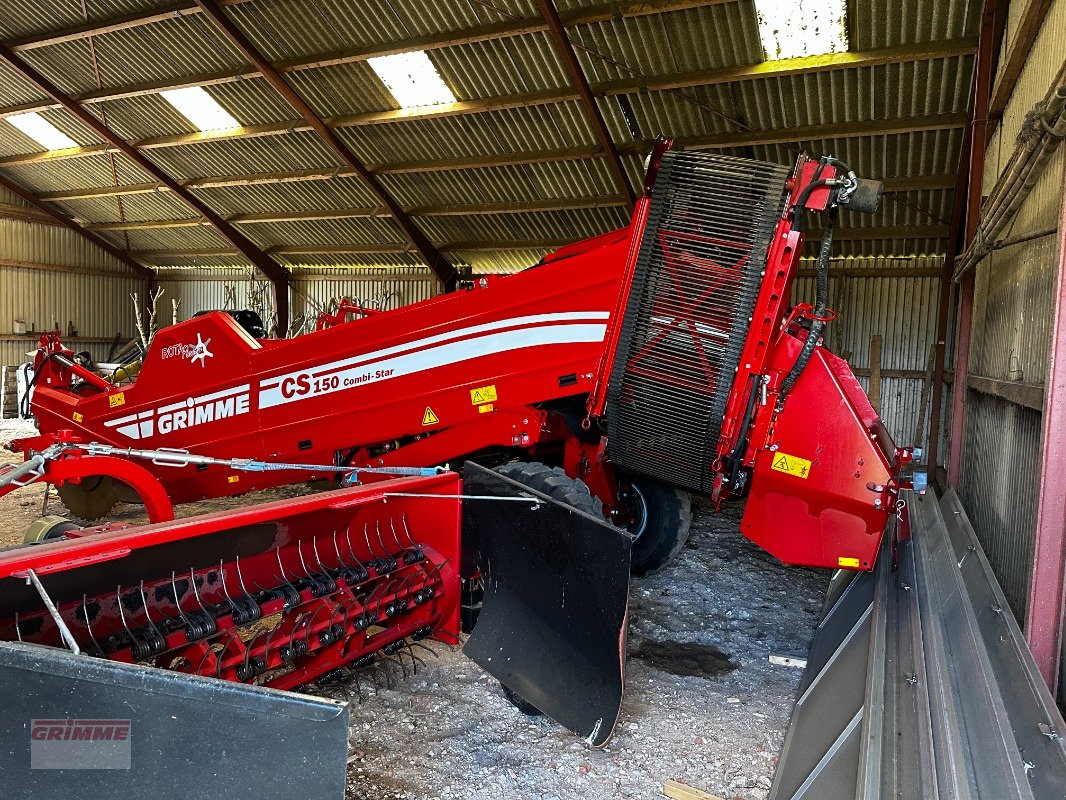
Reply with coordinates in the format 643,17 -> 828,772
793,256 -> 944,458
958,0 -> 1066,628
0,218 -> 144,368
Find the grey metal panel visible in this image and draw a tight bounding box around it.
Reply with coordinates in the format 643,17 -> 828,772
769,490 -> 1066,799
0,640 -> 350,799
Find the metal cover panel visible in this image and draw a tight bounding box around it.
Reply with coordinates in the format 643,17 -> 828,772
0,641 -> 350,799
605,151 -> 789,492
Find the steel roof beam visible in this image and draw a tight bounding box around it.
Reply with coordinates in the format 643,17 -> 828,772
0,41 -> 291,331
536,0 -> 635,209
189,0 -> 457,290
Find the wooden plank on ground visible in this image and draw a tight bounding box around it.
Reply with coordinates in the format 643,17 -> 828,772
663,780 -> 726,800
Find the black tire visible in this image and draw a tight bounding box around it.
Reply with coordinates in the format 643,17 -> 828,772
501,684 -> 543,716
622,479 -> 693,577
493,462 -> 602,517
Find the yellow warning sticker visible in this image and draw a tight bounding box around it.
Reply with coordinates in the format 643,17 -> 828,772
108,392 -> 125,409
838,556 -> 861,569
422,406 -> 440,426
72,412 -> 83,423
478,403 -> 494,414
227,475 -> 240,484
469,384 -> 498,405
770,451 -> 812,479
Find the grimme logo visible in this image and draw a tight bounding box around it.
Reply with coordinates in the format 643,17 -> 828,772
30,719 -> 132,770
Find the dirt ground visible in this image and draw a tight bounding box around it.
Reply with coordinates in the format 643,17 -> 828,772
0,418 -> 828,800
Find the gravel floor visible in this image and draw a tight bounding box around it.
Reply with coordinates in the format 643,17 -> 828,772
0,418 -> 828,799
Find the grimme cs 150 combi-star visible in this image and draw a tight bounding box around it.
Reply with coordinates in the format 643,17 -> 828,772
0,143 -> 917,788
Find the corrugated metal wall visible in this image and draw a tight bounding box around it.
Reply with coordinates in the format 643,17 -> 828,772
0,189 -> 143,368
793,255 -> 945,459
957,0 -> 1066,623
155,267 -> 439,335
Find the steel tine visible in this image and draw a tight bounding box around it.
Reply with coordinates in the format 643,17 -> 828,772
409,641 -> 438,659
115,585 -> 136,641
81,595 -> 103,655
400,643 -> 424,675
374,521 -> 392,557
275,547 -> 302,606
388,652 -> 409,680
401,513 -> 420,549
13,612 -> 22,642
332,530 -> 351,568
139,580 -> 165,642
363,522 -> 381,559
195,642 -> 218,676
219,560 -> 242,618
388,517 -> 406,552
312,536 -> 332,575
296,540 -> 314,580
344,526 -> 369,571
189,568 -> 211,615
234,555 -> 256,604
214,631 -> 241,679
170,571 -> 193,626
261,617 -> 285,664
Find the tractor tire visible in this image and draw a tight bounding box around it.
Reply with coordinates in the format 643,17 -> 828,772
493,462 -> 602,517
622,479 -> 693,577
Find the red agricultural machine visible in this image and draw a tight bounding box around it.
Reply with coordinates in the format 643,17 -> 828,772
0,142 -> 921,795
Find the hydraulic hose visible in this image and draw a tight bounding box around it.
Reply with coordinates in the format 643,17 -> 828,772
780,205 -> 838,397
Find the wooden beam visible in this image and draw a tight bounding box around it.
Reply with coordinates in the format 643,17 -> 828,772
794,266 -> 944,278
967,373 -> 1044,412
1,1 -> 728,118
0,256 -> 135,278
806,225 -> 950,241
6,0 -> 721,53
0,201 -> 61,226
86,196 -> 628,231
988,0 -> 1054,121
0,40 -> 291,331
0,172 -> 153,279
602,37 -> 977,95
191,0 -> 457,290
0,39 -> 974,165
536,0 -> 635,209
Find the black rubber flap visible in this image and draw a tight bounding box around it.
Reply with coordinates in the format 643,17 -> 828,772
0,640 -> 349,798
462,463 -> 631,747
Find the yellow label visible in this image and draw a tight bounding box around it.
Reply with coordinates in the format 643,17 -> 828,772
108,392 -> 125,408
422,406 -> 440,426
470,384 -> 498,405
72,412 -> 83,423
478,403 -> 494,414
227,475 -> 240,484
838,556 -> 861,569
770,451 -> 812,479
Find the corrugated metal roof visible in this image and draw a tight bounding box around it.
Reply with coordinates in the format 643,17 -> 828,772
0,0 -> 978,274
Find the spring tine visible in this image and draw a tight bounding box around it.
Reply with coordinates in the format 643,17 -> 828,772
139,581 -> 165,642
376,661 -> 395,690
409,641 -> 438,659
189,568 -> 210,615
344,526 -> 368,571
195,643 -> 217,676
234,555 -> 255,603
388,517 -> 405,552
296,540 -> 314,580
275,547 -> 302,604
171,571 -> 197,628
363,523 -> 381,559
14,612 -> 22,642
219,561 -> 241,618
401,513 -> 419,549
262,617 -> 285,664
312,537 -> 331,575
81,595 -> 102,654
332,530 -> 350,567
388,653 -> 409,680
374,521 -> 391,557
115,585 -> 136,640
214,631 -> 241,679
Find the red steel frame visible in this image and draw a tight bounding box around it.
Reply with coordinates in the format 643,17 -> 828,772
0,472 -> 461,691
1026,158 -> 1066,692
21,147 -> 912,573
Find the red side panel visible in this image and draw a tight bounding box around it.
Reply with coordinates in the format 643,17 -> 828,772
740,335 -> 896,570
